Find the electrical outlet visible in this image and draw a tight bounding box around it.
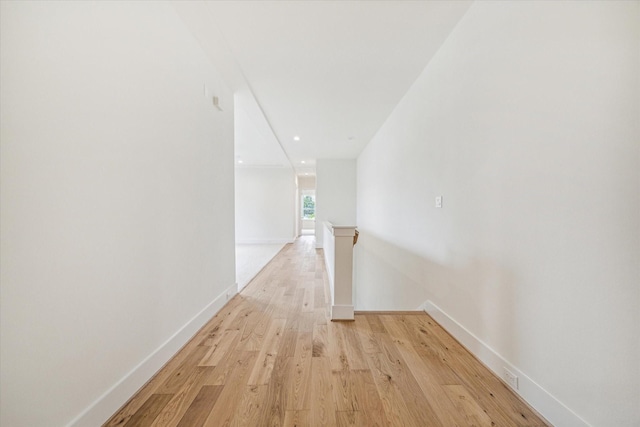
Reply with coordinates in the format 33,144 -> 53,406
435,196 -> 443,208
504,367 -> 519,390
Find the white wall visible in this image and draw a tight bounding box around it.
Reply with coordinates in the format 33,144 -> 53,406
315,160 -> 357,247
356,2 -> 639,427
301,219 -> 315,231
298,176 -> 316,190
235,167 -> 296,244
0,2 -> 236,426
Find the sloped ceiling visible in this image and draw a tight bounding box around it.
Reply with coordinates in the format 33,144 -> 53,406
173,1 -> 472,176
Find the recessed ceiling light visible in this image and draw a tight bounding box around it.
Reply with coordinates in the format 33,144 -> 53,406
237,160 -> 243,164
305,173 -> 309,176
301,160 -> 306,164
293,135 -> 300,141
348,136 -> 355,141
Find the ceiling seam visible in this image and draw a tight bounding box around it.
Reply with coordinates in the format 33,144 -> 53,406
203,2 -> 296,172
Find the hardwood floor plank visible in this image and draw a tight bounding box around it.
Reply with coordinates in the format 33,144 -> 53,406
341,322 -> 369,370
379,315 -> 469,426
289,288 -> 305,318
239,296 -> 279,352
288,331 -> 313,410
202,347 -> 246,386
353,315 -> 381,354
157,346 -> 209,395
283,410 -> 310,427
278,325 -> 299,357
315,307 -> 328,325
150,367 -> 213,427
230,385 -> 268,427
331,369 -> 388,419
198,297 -> 245,347
259,355 -> 293,426
444,384 -> 495,427
124,394 -> 173,427
366,314 -> 386,333
313,282 -> 325,309
297,311 -> 315,334
327,321 -> 350,371
302,287 -> 314,313
310,357 -> 337,426
374,326 -> 444,426
199,329 -> 240,367
227,305 -> 256,331
401,315 -> 462,385
336,410 -> 388,427
202,351 -> 259,427
175,385 -> 223,427
247,318 -> 287,385
350,369 -> 387,414
335,410 -> 357,427
312,324 -> 328,357
331,370 -> 359,412
365,351 -> 417,427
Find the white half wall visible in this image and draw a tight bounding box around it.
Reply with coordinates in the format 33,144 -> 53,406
235,167 -> 296,244
315,159 -> 357,248
356,2 -> 639,427
0,2 -> 236,426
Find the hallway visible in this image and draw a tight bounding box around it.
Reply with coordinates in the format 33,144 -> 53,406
105,237 -> 548,427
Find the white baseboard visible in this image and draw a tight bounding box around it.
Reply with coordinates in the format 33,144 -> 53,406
236,238 -> 295,245
422,300 -> 591,427
331,304 -> 354,321
67,283 -> 238,427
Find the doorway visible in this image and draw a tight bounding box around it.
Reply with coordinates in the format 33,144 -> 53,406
300,190 -> 315,236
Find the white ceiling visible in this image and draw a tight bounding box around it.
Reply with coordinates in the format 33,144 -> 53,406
173,1 -> 472,176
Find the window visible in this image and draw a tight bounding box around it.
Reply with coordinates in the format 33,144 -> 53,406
301,194 -> 315,220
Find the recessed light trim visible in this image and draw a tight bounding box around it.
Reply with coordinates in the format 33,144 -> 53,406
301,160 -> 306,164
293,135 -> 300,141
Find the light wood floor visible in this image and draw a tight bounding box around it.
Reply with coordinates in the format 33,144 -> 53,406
105,236 -> 549,427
